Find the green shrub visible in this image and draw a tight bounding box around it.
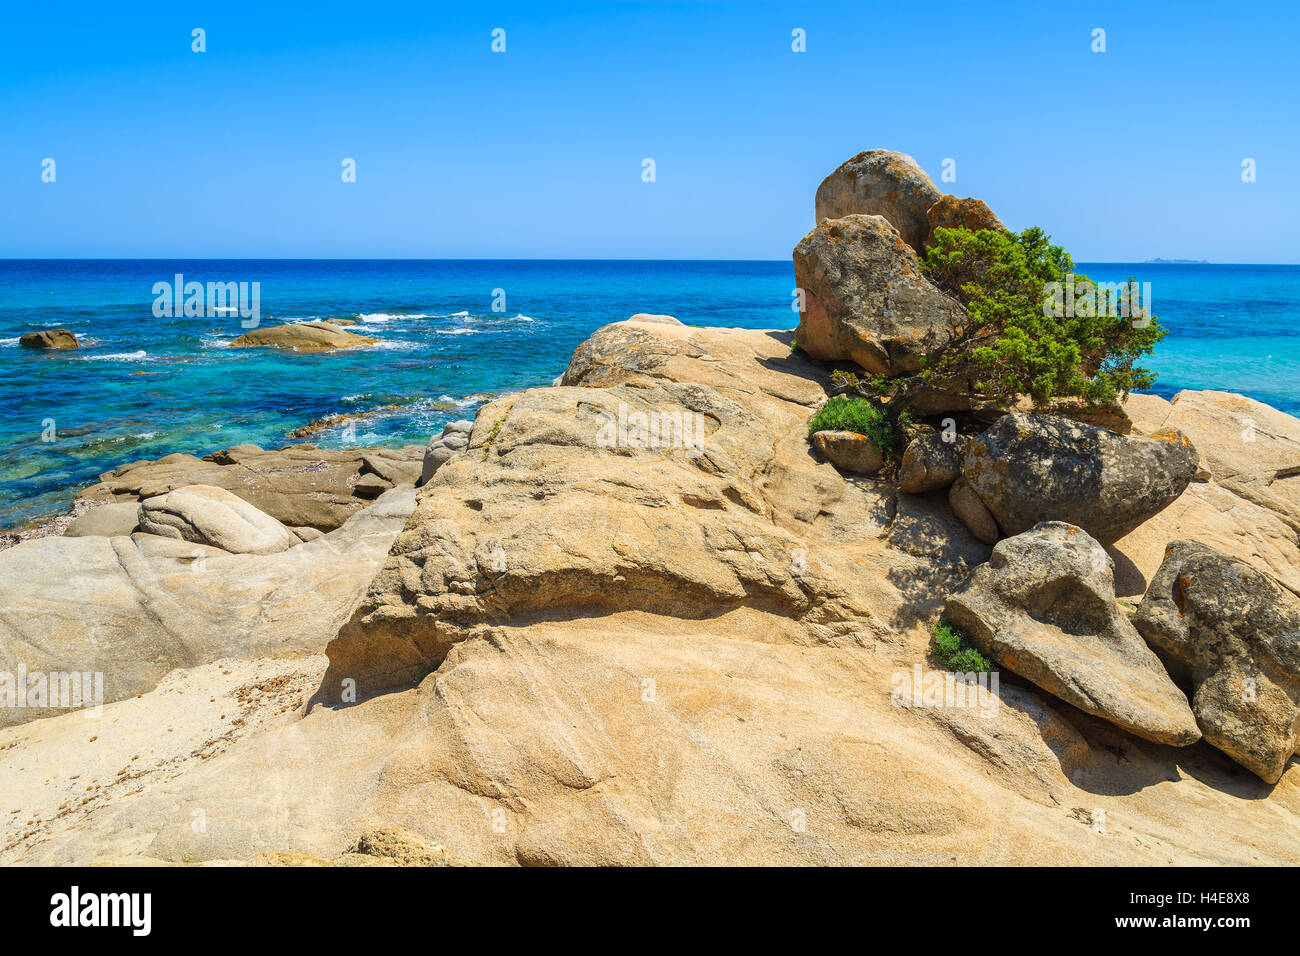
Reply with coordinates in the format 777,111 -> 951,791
808,395 -> 900,452
931,619 -> 993,673
918,226 -> 1164,408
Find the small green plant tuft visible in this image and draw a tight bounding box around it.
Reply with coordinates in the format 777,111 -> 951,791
481,414 -> 506,461
808,395 -> 900,453
931,619 -> 993,673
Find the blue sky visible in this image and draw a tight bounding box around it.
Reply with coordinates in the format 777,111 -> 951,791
1,0 -> 1296,261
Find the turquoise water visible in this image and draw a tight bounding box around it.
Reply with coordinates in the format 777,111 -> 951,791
1,259 -> 1297,529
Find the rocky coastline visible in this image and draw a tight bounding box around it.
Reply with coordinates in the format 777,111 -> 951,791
2,150 -> 1299,865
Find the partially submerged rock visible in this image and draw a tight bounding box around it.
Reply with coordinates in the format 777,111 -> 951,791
229,322 -> 376,351
811,429 -> 884,474
814,149 -> 942,253
1135,541 -> 1300,782
960,414 -> 1198,544
138,484 -> 299,554
19,329 -> 79,350
946,522 -> 1200,745
792,214 -> 965,375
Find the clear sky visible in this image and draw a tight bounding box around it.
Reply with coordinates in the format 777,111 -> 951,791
2,0 -> 1296,261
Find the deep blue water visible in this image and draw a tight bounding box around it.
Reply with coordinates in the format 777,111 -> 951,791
1,259 -> 1297,529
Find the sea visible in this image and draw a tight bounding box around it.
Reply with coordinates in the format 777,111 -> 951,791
1,259 -> 1297,530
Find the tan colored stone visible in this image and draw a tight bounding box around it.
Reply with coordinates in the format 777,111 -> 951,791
229,322 -> 375,351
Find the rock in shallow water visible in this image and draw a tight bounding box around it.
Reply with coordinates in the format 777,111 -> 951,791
960,413 -> 1198,544
945,521 -> 1200,746
20,329 -> 79,349
229,321 -> 375,351
1135,540 -> 1300,782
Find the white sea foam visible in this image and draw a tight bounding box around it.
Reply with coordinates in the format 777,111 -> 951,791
369,339 -> 419,351
435,393 -> 492,408
435,328 -> 477,336
0,337 -> 19,346
85,350 -> 149,361
357,312 -> 431,324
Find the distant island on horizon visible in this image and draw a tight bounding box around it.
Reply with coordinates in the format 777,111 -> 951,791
1144,258 -> 1211,264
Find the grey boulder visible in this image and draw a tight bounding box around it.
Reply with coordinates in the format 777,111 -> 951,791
959,414 -> 1198,544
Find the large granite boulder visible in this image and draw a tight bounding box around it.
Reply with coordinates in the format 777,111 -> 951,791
77,444 -> 423,530
814,149 -> 942,253
924,195 -> 1005,249
1135,541 -> 1300,782
320,318 -> 884,698
138,484 -> 299,554
959,414 -> 1199,544
0,487 -> 416,727
946,522 -> 1200,745
229,322 -> 376,351
20,329 -> 79,350
792,214 -> 965,375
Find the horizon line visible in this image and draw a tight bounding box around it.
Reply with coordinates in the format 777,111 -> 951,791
2,257 -> 1297,266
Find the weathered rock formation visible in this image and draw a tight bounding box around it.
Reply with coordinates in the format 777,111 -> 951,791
4,318 -> 1300,866
814,149 -> 942,253
959,414 -> 1199,544
419,420 -> 473,485
1135,541 -> 1300,782
924,195 -> 1005,249
946,522 -> 1200,745
792,214 -> 964,374
0,486 -> 416,728
899,432 -> 968,493
138,484 -> 299,555
76,443 -> 423,530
